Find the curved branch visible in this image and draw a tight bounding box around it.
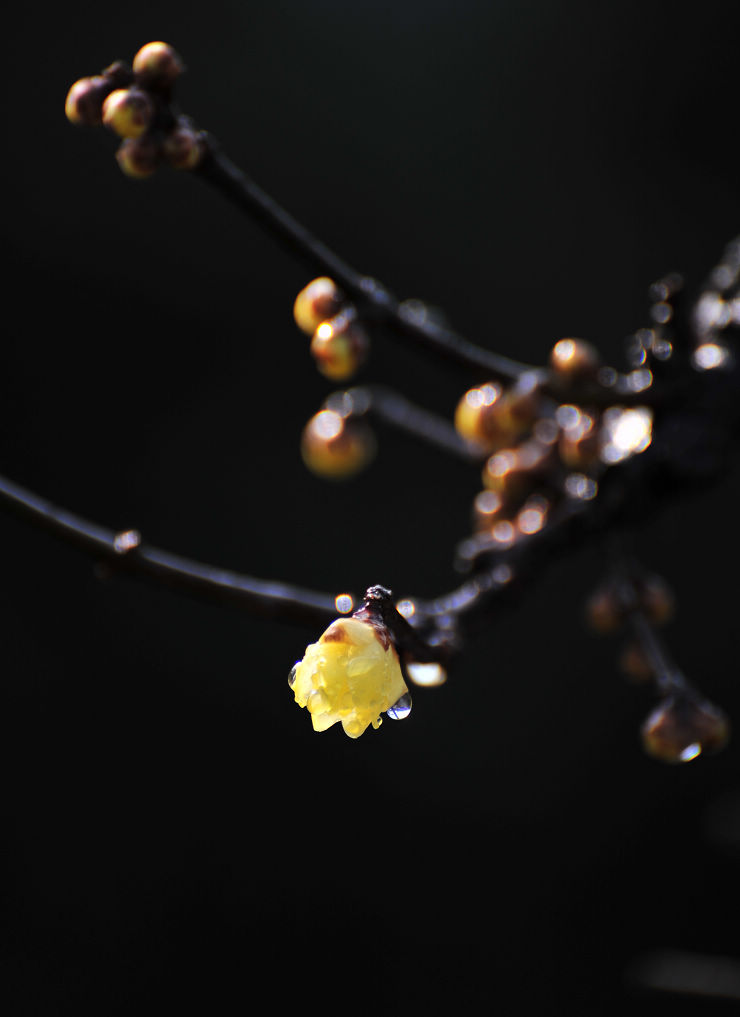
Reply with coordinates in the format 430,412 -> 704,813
0,473 -> 340,626
195,142 -> 537,383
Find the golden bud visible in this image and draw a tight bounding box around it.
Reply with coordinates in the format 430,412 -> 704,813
293,277 -> 344,336
309,314 -> 368,381
549,337 -> 601,381
454,382 -> 507,449
65,76 -> 108,126
642,694 -> 730,763
300,410 -> 374,479
102,88 -> 154,139
132,41 -> 184,88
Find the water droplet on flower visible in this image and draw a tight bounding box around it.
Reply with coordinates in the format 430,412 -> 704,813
387,692 -> 413,720
288,664 -> 298,687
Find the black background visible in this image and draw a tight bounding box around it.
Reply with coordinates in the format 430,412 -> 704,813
3,1 -> 740,1013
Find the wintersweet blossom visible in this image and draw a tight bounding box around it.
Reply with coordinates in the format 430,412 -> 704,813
290,617 -> 408,738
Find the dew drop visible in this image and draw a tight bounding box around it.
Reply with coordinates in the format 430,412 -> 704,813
288,664 -> 298,687
679,743 -> 702,763
387,692 -> 413,720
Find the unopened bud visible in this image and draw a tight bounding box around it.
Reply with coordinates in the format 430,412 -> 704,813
549,338 -> 601,382
310,313 -> 368,381
115,135 -> 161,178
294,277 -> 344,336
162,122 -> 205,170
641,694 -> 730,763
65,76 -> 108,126
132,41 -> 184,89
301,410 -> 374,479
102,87 -> 154,138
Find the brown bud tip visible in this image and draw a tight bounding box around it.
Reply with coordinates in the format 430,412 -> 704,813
300,410 -> 375,480
549,338 -> 601,381
585,584 -> 624,634
641,694 -> 730,763
618,641 -> 654,683
65,76 -> 108,126
102,87 -> 154,139
115,135 -> 161,179
294,277 -> 344,336
101,60 -> 135,89
162,122 -> 205,170
638,575 -> 675,626
505,371 -> 543,432
132,41 -> 184,88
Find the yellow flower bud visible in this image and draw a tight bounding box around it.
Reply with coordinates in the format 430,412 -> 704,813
309,315 -> 368,381
133,41 -> 184,89
293,277 -> 344,336
290,617 -> 409,738
102,87 -> 154,139
65,76 -> 107,126
549,338 -> 601,381
300,410 -> 374,479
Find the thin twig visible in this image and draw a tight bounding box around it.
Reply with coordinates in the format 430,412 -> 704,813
0,473 -> 340,625
196,142 -> 537,383
333,384 -> 486,462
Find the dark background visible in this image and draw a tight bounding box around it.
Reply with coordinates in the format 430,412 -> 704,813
2,1 -> 740,1013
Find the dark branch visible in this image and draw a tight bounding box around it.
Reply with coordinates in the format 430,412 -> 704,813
0,473 -> 340,626
195,142 -> 537,383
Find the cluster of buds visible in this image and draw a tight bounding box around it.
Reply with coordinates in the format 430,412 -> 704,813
585,572 -> 675,674
456,338 -> 654,561
293,277 -> 369,383
585,570 -> 730,763
293,277 -> 374,478
65,42 -> 205,178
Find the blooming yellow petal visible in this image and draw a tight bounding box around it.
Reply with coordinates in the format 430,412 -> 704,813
290,617 -> 408,738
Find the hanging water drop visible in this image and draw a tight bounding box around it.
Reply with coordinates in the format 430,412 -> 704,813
288,664 -> 298,687
387,692 -> 412,720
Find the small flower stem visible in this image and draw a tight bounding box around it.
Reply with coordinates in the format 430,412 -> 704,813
338,385 -> 485,462
0,473 -> 339,625
605,536 -> 689,698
